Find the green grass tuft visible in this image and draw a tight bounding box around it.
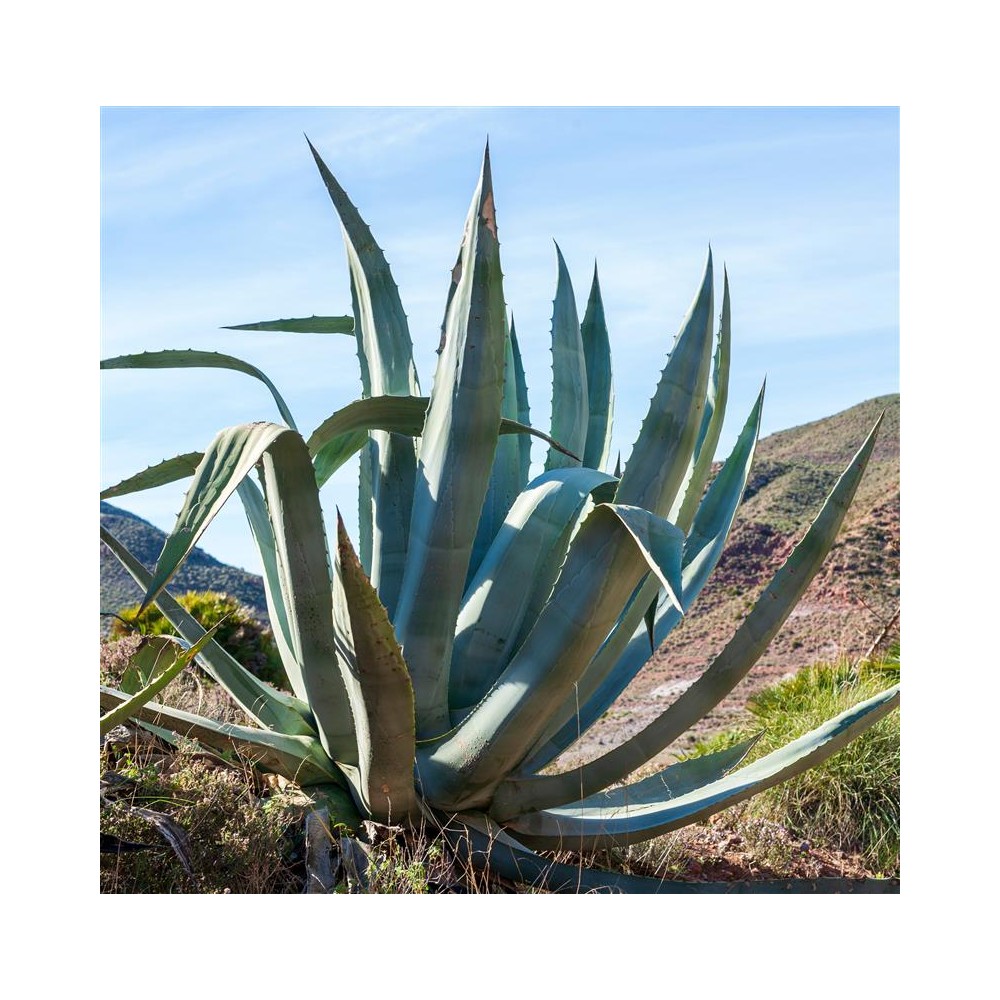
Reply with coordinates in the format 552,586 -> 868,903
693,652 -> 900,874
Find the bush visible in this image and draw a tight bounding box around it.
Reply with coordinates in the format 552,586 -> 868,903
109,591 -> 287,689
694,654 -> 900,874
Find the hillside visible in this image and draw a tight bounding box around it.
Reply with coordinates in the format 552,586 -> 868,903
100,502 -> 268,633
560,393 -> 900,767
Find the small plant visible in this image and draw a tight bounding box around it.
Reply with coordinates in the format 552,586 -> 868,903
110,590 -> 287,688
100,140 -> 898,892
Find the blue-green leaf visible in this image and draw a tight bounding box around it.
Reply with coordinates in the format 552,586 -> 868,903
545,244 -> 587,471
503,686 -> 900,851
101,350 -> 298,431
335,514 -> 419,822
510,316 -> 531,486
615,250 -> 715,517
308,139 -> 421,619
99,686 -> 341,786
223,315 -> 354,334
101,453 -> 203,500
581,264 -> 614,471
670,267 -> 732,532
393,144 -> 508,740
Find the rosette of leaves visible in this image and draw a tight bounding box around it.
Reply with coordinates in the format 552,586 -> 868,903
100,141 -> 898,893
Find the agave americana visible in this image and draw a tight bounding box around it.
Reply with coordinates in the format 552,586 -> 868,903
100,140 -> 899,892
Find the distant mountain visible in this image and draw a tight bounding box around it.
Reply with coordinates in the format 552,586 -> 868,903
100,502 -> 268,633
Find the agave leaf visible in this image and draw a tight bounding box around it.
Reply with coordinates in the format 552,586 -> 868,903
615,250 -> 714,517
669,267 -> 732,533
358,436 -> 376,574
100,630 -> 221,737
335,514 -> 419,822
101,350 -> 298,431
503,686 -> 900,851
544,244 -> 588,471
101,453 -> 203,500
100,525 -> 316,737
509,317 -> 531,486
446,814 -> 896,893
581,264 -> 614,471
235,477 -> 305,700
308,395 -> 575,488
309,139 -> 421,616
307,139 -> 420,399
139,423 -> 288,610
519,385 -> 764,774
417,502 -> 684,811
252,429 -> 362,764
500,413 -> 884,814
223,315 -> 354,334
564,734 -> 760,810
449,467 -> 618,717
393,144 -> 508,739
467,313 -> 524,583
99,686 -> 341,786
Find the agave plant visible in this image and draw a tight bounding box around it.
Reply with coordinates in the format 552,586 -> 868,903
100,140 -> 899,892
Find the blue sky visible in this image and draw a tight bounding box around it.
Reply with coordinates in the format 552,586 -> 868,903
101,107 -> 898,573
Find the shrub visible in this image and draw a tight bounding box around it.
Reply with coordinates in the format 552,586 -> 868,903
110,591 -> 287,689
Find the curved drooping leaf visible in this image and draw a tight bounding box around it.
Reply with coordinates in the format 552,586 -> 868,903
223,315 -> 354,334
336,514 -> 419,823
101,453 -> 203,500
545,244 -> 588,471
670,267 -> 732,533
100,631 -> 221,737
449,467 -> 618,717
446,814 -> 898,893
392,144 -> 509,740
519,385 -> 764,775
101,350 -> 298,431
559,734 -> 760,810
417,502 -> 685,812
503,686 -> 900,851
615,250 -> 714,517
499,414 -> 885,815
139,424 -> 287,610
581,264 -> 614,471
100,525 -> 315,737
99,687 -> 341,786
308,395 -> 577,489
